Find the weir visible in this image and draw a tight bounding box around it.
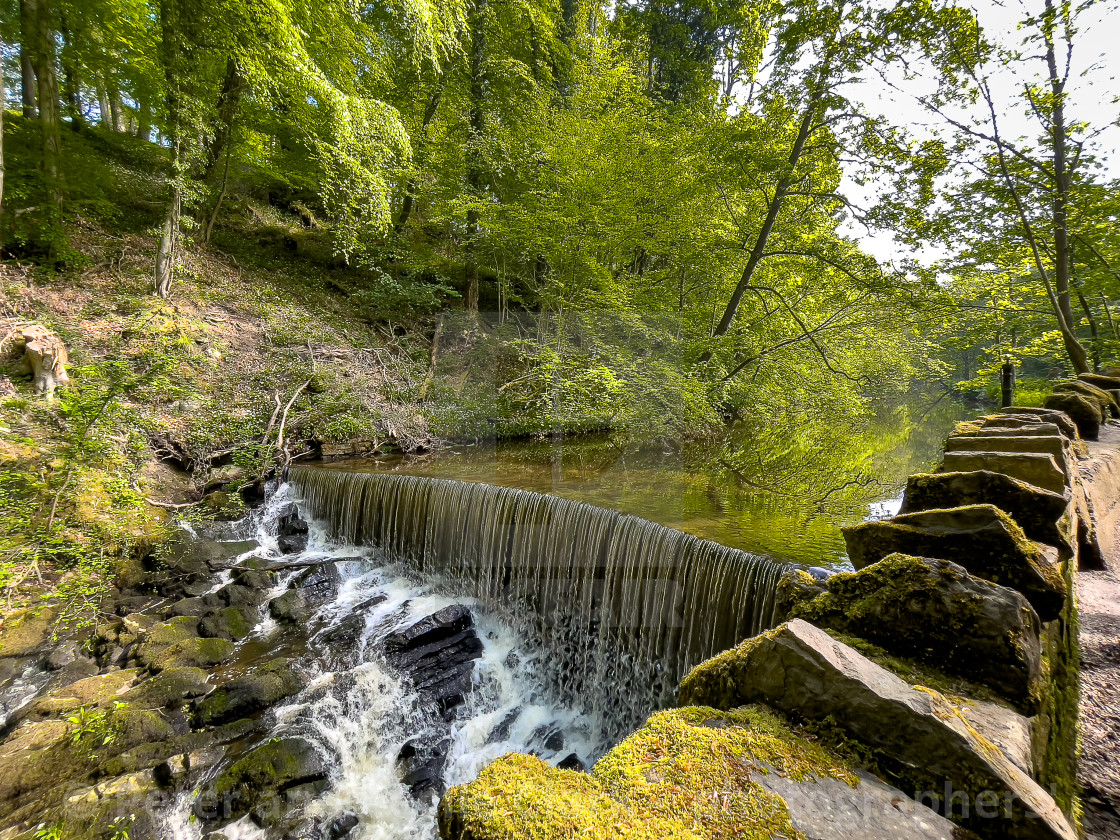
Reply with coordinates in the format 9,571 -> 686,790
290,467 -> 787,733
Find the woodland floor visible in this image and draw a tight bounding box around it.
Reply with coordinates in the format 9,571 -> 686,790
1078,481 -> 1120,837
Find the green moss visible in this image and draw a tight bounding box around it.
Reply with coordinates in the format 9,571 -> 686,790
441,705 -> 860,840
677,629 -> 778,710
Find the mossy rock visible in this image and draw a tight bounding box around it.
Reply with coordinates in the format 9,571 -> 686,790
777,554 -> 1043,710
0,604 -> 61,658
1042,393 -> 1101,440
198,605 -> 258,642
31,669 -> 141,717
1054,380 -> 1118,418
197,737 -> 326,826
900,471 -> 1070,549
146,637 -> 235,672
841,504 -> 1067,621
122,667 -> 211,709
938,451 -> 1067,495
989,409 -> 1079,441
945,434 -> 1070,478
191,658 -> 304,728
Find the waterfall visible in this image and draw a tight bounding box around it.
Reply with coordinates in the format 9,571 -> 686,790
291,467 -> 786,735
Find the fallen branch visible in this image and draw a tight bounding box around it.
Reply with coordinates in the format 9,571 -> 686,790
146,498 -> 204,510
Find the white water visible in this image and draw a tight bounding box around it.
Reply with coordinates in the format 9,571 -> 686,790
161,483 -> 611,840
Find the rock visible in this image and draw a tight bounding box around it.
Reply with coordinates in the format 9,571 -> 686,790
277,504 -> 310,555
1042,393 -> 1102,439
198,606 -> 258,642
439,705 -> 963,840
205,465 -> 248,490
1054,380 -> 1119,418
901,471 -> 1071,548
557,753 -> 586,772
146,637 -> 235,672
31,669 -> 141,717
1078,373 -> 1120,392
989,409 -> 1080,441
134,616 -> 201,666
196,737 -> 326,826
122,667 -> 211,709
939,451 -> 1067,494
842,504 -> 1067,620
777,554 -> 1043,708
168,597 -> 209,618
0,605 -> 61,658
326,812 -> 360,840
383,605 -> 484,715
945,434 -> 1071,478
211,582 -> 266,608
678,620 -> 1076,840
397,737 -> 451,799
969,421 -> 1065,438
44,641 -> 82,670
278,534 -> 309,555
191,659 -> 304,727
268,564 -> 341,624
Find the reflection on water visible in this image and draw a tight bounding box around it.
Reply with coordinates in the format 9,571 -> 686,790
320,394 -> 963,567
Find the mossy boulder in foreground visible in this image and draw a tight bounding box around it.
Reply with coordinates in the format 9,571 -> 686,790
1042,393 -> 1101,439
678,620 -> 1076,840
778,554 -> 1043,709
841,504 -> 1067,620
900,471 -> 1070,549
438,705 -> 961,840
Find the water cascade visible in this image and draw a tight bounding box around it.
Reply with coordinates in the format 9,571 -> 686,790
291,467 -> 787,735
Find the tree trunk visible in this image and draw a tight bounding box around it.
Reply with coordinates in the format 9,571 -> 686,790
30,0 -> 63,214
464,0 -> 487,313
97,84 -> 112,128
1073,277 -> 1100,371
699,81 -> 825,363
59,20 -> 84,131
393,76 -> 447,234
19,0 -> 38,117
155,184 -> 180,298
109,84 -> 125,132
155,0 -> 182,298
137,101 -> 152,142
203,57 -> 243,180
1,54 -> 6,252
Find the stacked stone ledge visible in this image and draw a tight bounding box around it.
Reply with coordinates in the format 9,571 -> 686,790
441,394 -> 1116,840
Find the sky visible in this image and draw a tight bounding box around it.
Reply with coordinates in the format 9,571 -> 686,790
846,0 -> 1120,265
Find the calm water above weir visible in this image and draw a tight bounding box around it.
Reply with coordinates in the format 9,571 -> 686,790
317,396 -> 964,567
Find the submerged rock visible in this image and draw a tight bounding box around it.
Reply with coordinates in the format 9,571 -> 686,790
900,471 -> 1070,548
939,451 -> 1067,494
678,620 -> 1076,840
777,554 -> 1043,708
1042,393 -> 1102,439
842,504 -> 1067,620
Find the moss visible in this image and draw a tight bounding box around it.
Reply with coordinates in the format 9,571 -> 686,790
145,636 -> 234,672
440,705 -> 859,840
676,629 -> 778,710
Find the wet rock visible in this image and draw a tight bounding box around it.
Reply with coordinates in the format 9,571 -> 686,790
191,658 -> 304,727
0,605 -> 61,658
123,667 -> 211,709
1054,380 -> 1119,418
269,564 -> 341,624
383,605 -> 484,716
31,669 -> 140,717
146,637 -> 236,673
939,451 -> 1067,494
326,812 -> 360,839
198,605 -> 259,642
196,737 -> 326,827
901,470 -> 1071,548
398,737 -> 451,799
44,640 -> 82,671
1042,393 -> 1102,439
485,708 -> 521,744
678,620 -> 1076,840
212,581 -> 266,607
842,504 -> 1067,620
557,753 -> 586,772
946,434 -> 1071,477
134,616 -> 201,667
231,567 -> 276,591
168,597 -> 209,617
317,613 -> 367,648
777,554 -> 1043,709
277,504 -> 310,555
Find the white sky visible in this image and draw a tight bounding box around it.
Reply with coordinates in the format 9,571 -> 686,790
845,0 -> 1120,264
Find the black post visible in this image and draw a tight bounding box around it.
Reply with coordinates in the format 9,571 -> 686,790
1001,359 -> 1015,408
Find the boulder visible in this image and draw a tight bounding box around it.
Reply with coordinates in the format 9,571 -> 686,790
439,705 -> 963,840
945,434 -> 1070,477
962,422 -> 1064,438
384,605 -> 484,716
939,451 -> 1067,494
777,554 -> 1043,708
191,659 -> 304,727
901,471 -> 1070,549
1042,393 -> 1102,439
196,737 -> 326,827
1077,373 -> 1120,391
678,620 -> 1076,840
0,605 -> 61,658
841,505 -> 1067,620
198,606 -> 258,642
122,667 -> 211,709
277,504 -> 309,555
268,563 -> 341,624
1054,380 -> 1119,418
145,637 -> 235,672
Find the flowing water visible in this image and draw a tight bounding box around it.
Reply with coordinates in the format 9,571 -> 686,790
159,396 -> 962,840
